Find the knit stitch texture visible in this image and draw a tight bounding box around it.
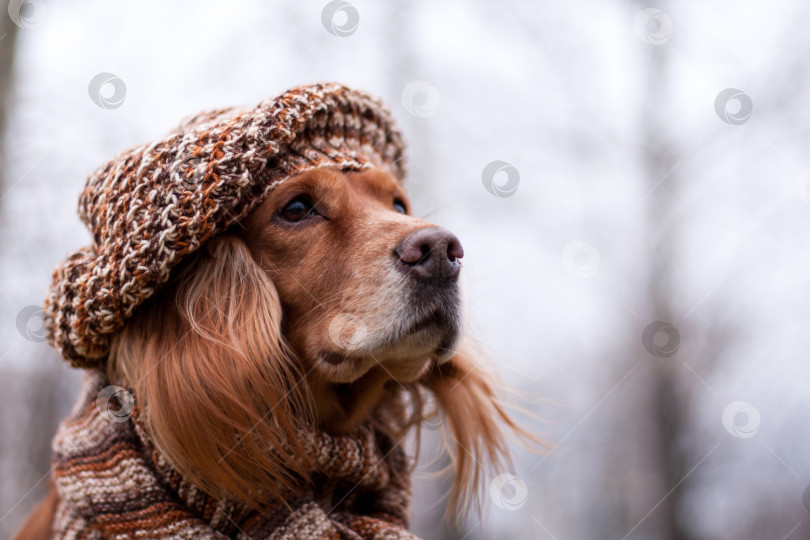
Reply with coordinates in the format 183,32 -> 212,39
51,372 -> 417,539
43,82 -> 406,369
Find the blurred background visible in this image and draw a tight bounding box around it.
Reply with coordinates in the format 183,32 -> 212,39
2,0 -> 810,538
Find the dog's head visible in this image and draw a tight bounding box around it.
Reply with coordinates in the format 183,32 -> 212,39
241,167 -> 465,427
108,166 -> 534,517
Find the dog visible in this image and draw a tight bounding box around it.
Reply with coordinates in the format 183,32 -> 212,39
15,84 -> 538,539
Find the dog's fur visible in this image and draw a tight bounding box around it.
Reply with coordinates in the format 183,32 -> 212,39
16,167 -> 537,539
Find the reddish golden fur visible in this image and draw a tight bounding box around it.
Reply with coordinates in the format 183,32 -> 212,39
15,168 -> 540,539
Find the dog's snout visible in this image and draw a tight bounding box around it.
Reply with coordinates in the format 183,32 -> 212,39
395,227 -> 463,281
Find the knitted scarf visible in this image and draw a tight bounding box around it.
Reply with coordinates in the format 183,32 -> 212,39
51,372 -> 419,539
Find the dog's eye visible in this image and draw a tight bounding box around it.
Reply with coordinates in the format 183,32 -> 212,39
279,196 -> 315,222
393,199 -> 407,214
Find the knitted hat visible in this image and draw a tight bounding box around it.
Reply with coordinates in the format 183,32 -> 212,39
44,82 -> 407,369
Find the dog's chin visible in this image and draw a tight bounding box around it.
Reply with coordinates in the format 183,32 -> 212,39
315,317 -> 461,384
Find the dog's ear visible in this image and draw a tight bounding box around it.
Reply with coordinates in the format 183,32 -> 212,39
420,342 -> 544,520
108,234 -> 313,509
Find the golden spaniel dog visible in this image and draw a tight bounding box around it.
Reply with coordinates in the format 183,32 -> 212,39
18,166 -> 537,539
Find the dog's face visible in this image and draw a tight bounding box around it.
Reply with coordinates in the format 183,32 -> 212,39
244,168 -> 464,382
242,167 -> 464,427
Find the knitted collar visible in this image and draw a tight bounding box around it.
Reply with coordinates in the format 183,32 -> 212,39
51,372 -> 418,539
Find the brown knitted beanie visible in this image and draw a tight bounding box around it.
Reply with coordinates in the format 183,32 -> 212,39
44,82 -> 406,369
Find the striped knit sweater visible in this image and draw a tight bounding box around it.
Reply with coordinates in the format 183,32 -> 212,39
51,372 -> 418,539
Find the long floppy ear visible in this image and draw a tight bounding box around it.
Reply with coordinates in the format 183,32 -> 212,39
107,234 -> 313,509
420,341 -> 545,519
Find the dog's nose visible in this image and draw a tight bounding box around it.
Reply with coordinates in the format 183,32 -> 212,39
395,227 -> 464,282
